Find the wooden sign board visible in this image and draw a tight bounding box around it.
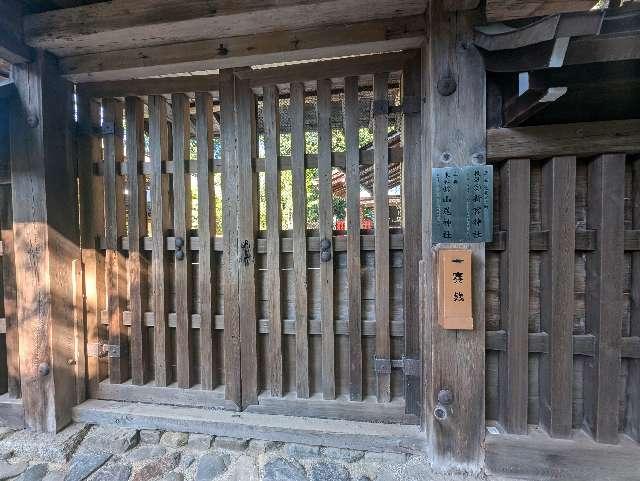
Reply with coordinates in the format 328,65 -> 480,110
437,248 -> 473,330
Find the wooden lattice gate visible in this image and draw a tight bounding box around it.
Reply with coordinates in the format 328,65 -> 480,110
76,51 -> 423,424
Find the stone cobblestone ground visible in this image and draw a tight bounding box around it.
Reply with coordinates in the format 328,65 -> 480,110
0,424 -> 518,481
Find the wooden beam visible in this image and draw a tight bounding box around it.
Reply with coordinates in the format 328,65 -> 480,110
486,430 -> 640,481
10,51 -> 79,432
61,16 -> 425,82
24,0 -> 425,56
0,0 -> 33,64
483,32 -> 640,72
487,119 -> 640,161
503,86 -> 567,127
78,75 -> 220,98
423,2 -> 486,470
486,1 -> 605,22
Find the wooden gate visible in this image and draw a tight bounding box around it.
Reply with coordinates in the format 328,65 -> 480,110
76,51 -> 422,424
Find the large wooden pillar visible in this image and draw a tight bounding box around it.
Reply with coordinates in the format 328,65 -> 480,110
422,1 -> 486,470
10,51 -> 79,432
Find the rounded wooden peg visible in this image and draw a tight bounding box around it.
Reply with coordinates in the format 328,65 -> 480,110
437,76 -> 457,97
438,389 -> 453,405
38,362 -> 50,377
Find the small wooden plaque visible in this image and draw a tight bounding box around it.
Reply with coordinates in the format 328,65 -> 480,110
437,248 -> 473,330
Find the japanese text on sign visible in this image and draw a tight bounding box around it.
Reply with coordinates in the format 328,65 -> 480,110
432,165 -> 493,243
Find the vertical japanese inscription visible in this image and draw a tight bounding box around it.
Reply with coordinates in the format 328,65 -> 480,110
432,165 -> 493,243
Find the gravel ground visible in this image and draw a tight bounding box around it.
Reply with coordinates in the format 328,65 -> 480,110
0,424 -> 524,481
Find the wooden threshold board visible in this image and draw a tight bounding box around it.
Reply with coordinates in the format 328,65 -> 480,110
245,391 -> 418,425
73,399 -> 426,454
485,427 -> 640,481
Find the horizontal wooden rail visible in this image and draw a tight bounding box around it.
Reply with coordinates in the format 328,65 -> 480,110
487,120 -> 640,161
97,233 -> 405,253
486,330 -> 640,359
91,148 -> 404,176
95,311 -> 406,337
488,229 -> 640,252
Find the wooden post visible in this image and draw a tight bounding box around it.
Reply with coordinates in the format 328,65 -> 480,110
423,3 -> 486,469
10,51 -> 79,432
584,154 -> 624,444
629,154 -> 640,442
402,52 -> 422,416
539,156 -> 575,438
499,158 -> 530,434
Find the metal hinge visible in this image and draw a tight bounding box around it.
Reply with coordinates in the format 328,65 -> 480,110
87,343 -> 124,358
374,356 -> 421,376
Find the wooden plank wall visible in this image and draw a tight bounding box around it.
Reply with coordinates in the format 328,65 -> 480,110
486,148 -> 640,445
76,64 -> 415,423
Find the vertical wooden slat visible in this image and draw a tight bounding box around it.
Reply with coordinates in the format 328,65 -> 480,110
499,158 -> 530,434
401,54 -> 422,415
585,153 -> 624,444
172,93 -> 193,389
196,92 -> 216,390
125,96 -> 149,386
149,95 -> 171,387
373,72 -> 390,403
0,98 -> 18,398
264,85 -> 282,397
629,154 -> 640,442
103,98 -> 129,384
424,2 -> 486,468
539,156 -> 575,438
77,95 -> 106,392
317,78 -> 335,400
344,76 -> 362,402
236,75 -> 258,408
72,258 -> 86,404
290,82 -> 309,399
220,70 -> 241,408
0,184 -> 19,398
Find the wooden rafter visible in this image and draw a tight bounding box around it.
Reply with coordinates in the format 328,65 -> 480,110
485,0 -> 622,22
23,0 -> 425,56
479,8 -> 640,72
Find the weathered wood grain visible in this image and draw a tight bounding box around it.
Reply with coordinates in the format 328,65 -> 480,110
103,98 -> 129,384
219,70 -> 241,408
499,158 -> 530,434
0,114 -> 18,397
172,93 -> 193,389
539,156 -> 576,438
401,53 -> 422,416
629,154 -> 640,442
584,154 -> 624,444
424,2 -> 486,469
486,0 -> 606,22
236,74 -> 258,408
373,72 -> 391,404
487,120 -> 640,161
264,84 -> 283,397
10,52 -> 79,431
77,94 -> 107,391
195,91 -> 216,390
290,82 -> 309,399
317,78 -> 335,400
60,16 -> 424,82
125,96 -> 149,386
149,95 -> 172,387
344,76 -> 362,402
